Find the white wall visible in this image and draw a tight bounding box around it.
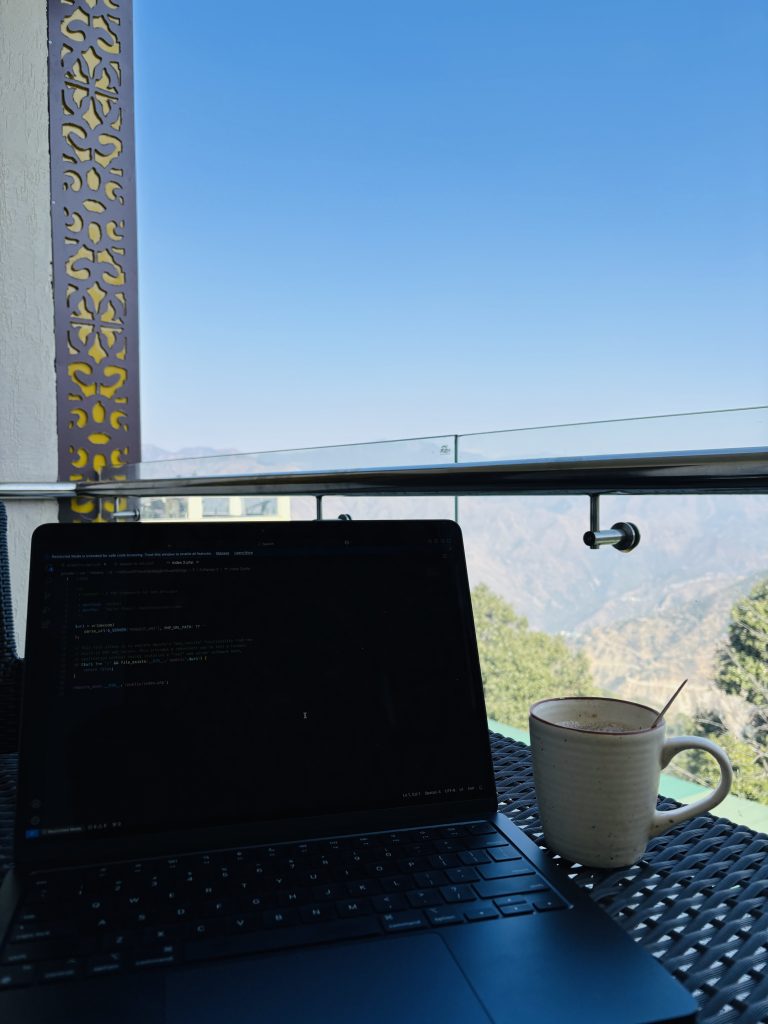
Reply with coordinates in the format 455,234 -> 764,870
0,0 -> 59,651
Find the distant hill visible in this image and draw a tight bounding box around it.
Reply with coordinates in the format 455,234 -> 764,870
456,494 -> 767,633
141,444 -> 239,462
457,494 -> 767,720
573,571 -> 763,727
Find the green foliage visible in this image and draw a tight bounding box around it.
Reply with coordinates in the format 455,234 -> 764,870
706,733 -> 768,804
717,578 -> 768,718
671,712 -> 768,804
672,578 -> 768,803
471,583 -> 596,728
714,579 -> 768,800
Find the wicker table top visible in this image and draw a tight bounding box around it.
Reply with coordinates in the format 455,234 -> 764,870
1,735 -> 767,1023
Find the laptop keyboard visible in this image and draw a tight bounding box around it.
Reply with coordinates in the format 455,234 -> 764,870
0,821 -> 567,989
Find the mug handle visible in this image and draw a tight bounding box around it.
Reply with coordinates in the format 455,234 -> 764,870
650,735 -> 733,838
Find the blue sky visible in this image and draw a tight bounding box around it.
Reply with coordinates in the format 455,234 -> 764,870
134,1 -> 768,454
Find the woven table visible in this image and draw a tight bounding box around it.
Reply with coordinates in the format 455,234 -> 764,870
1,736 -> 767,1023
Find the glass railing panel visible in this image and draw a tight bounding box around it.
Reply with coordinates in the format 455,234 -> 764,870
124,435 -> 457,482
120,408 -> 768,495
457,406 -> 768,464
458,492 -> 768,828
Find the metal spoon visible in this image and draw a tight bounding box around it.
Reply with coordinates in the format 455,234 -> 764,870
651,678 -> 688,729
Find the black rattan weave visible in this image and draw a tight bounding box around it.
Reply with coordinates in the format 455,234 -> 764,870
0,736 -> 765,1022
491,732 -> 768,1024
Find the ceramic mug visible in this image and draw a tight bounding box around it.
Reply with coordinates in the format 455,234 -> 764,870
529,696 -> 733,868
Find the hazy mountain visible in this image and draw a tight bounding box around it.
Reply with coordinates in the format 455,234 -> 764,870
141,444 -> 239,462
573,571 -> 763,726
457,494 -> 767,633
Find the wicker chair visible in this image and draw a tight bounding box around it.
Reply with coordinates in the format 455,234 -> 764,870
0,502 -> 23,755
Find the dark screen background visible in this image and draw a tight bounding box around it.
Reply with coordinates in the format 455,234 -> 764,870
20,522 -> 493,847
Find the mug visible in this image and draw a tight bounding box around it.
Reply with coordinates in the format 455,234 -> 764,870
529,696 -> 733,869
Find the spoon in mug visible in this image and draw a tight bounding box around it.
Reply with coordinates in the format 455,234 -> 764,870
651,678 -> 688,729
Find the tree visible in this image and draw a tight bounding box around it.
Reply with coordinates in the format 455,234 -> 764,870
679,578 -> 768,803
717,579 -> 768,734
711,579 -> 768,798
471,583 -> 596,727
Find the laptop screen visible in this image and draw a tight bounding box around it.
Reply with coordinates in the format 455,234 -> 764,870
18,520 -> 494,859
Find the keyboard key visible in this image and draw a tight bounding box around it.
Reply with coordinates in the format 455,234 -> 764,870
141,926 -> 181,946
2,940 -> 70,963
86,953 -> 123,977
10,924 -> 75,944
380,911 -> 427,933
312,883 -> 347,902
459,850 -> 491,866
40,958 -> 81,983
425,907 -> 465,927
437,825 -> 468,837
477,861 -> 537,881
432,839 -> 462,853
494,895 -> 531,910
334,899 -> 370,918
498,902 -> 534,917
533,894 -> 568,912
474,876 -> 548,899
277,889 -> 308,908
347,879 -> 380,897
428,853 -> 461,870
367,862 -> 400,878
464,903 -> 500,922
467,823 -> 497,835
398,858 -> 431,873
462,835 -> 507,850
1,945 -> 35,965
0,963 -> 37,989
413,870 -> 448,889
445,866 -> 479,884
100,932 -> 133,953
131,948 -> 179,970
380,876 -> 411,893
371,894 -> 407,914
202,899 -> 232,917
406,889 -> 443,909
186,921 -> 219,940
440,884 -> 475,904
489,845 -> 524,863
262,909 -> 300,928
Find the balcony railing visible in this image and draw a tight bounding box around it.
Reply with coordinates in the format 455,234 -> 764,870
1,407 -> 767,502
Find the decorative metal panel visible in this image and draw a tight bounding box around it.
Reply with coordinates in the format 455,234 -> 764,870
48,0 -> 140,521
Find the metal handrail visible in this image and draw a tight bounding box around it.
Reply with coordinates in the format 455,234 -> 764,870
1,446 -> 767,499
0,483 -> 76,500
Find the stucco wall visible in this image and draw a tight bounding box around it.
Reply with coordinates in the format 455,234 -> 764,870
0,0 -> 58,651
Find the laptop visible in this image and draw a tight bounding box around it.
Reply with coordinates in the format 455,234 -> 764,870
0,519 -> 696,1023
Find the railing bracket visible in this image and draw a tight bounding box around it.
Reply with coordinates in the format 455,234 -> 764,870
583,494 -> 640,552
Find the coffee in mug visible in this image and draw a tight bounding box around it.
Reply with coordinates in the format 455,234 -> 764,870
529,696 -> 733,869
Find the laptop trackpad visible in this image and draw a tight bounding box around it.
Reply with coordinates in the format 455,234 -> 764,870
166,933 -> 491,1024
